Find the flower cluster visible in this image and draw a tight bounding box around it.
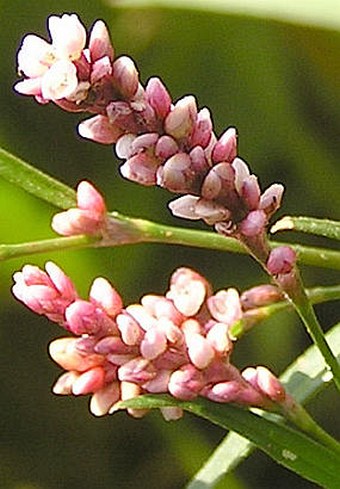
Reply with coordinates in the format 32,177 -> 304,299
12,262 -> 286,419
15,13 -> 284,241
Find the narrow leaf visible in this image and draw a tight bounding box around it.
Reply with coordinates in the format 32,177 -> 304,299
186,323 -> 340,488
271,216 -> 340,241
118,394 -> 340,488
0,147 -> 76,209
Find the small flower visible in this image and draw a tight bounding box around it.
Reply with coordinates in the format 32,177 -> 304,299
51,181 -> 107,236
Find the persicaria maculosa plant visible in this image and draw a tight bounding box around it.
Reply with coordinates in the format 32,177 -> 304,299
1,12 -> 339,487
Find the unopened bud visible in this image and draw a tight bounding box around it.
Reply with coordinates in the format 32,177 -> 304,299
267,246 -> 297,275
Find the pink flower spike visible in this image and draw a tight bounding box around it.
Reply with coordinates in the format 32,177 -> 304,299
90,382 -> 120,416
89,19 -> 114,62
212,127 -> 237,164
78,115 -> 123,144
72,366 -> 106,396
76,181 -> 106,214
90,277 -> 123,318
145,77 -> 172,120
48,13 -> 86,60
267,246 -> 297,275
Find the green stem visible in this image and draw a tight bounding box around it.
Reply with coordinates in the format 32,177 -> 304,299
1,213 -> 340,271
0,235 -> 98,260
282,399 -> 340,455
287,272 -> 340,392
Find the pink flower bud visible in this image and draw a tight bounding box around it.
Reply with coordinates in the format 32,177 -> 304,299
232,158 -> 251,194
72,366 -> 106,395
241,284 -> 282,310
207,288 -> 242,326
77,181 -> 106,214
124,304 -> 158,331
239,210 -> 267,237
259,183 -> 284,216
131,132 -> 159,154
119,381 -> 148,418
65,299 -> 117,336
155,135 -> 179,160
141,295 -> 183,324
143,369 -> 171,393
116,312 -> 144,346
267,246 -> 297,275
94,336 -> 136,355
204,380 -> 242,403
14,77 -> 43,97
40,59 -> 78,100
78,115 -> 123,144
168,364 -> 205,400
206,322 -> 232,355
90,277 -> 123,318
48,13 -> 86,60
212,127 -> 237,164
201,162 -> 235,201
242,366 -> 286,403
186,333 -> 215,369
158,152 -> 200,193
49,337 -> 104,372
168,195 -> 201,221
51,208 -> 104,236
90,382 -> 120,416
115,133 -> 137,159
166,267 -> 208,317
88,20 -> 114,62
120,153 -> 159,186
118,357 -> 156,384
240,175 -> 261,210
190,107 -> 213,148
164,95 -> 197,140
194,198 -> 231,225
160,407 -> 183,421
140,327 -> 167,360
52,371 -> 80,395
145,77 -> 172,120
112,56 -> 139,99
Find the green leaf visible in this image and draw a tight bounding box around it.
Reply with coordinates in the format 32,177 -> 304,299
112,0 -> 340,32
271,216 -> 340,241
186,322 -> 340,488
0,147 -> 76,209
118,393 -> 340,488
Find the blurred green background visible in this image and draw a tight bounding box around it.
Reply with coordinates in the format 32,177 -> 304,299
0,0 -> 339,488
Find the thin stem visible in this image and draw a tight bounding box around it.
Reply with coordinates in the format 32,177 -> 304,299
0,235 -> 98,261
1,213 -> 340,271
282,399 -> 340,455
